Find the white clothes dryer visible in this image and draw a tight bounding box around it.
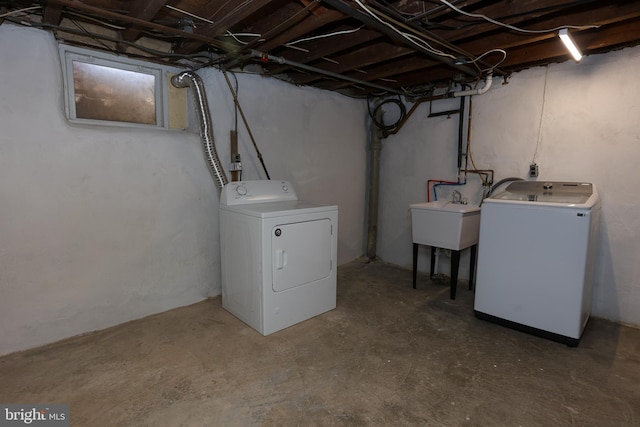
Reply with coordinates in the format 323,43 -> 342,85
219,180 -> 338,335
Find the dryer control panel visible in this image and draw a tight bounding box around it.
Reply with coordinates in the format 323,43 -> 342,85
221,180 -> 298,205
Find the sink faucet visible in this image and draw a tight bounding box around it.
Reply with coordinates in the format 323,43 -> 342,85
450,190 -> 468,204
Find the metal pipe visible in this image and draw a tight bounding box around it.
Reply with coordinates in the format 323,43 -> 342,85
221,70 -> 271,179
251,50 -> 406,96
171,71 -> 228,189
457,95 -> 465,171
366,108 -> 384,260
230,130 -> 240,182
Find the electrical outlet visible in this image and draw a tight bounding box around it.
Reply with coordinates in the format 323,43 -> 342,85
529,163 -> 539,178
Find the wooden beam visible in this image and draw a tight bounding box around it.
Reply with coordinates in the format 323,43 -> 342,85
175,0 -> 275,54
255,8 -> 344,52
45,0 -> 229,50
264,27 -> 383,75
322,0 -> 479,77
42,3 -> 63,25
293,42 -> 415,84
121,0 -> 169,42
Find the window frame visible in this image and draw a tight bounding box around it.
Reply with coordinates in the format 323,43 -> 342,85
59,44 -> 183,130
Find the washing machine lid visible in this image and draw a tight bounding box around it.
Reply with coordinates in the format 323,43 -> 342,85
488,181 -> 597,207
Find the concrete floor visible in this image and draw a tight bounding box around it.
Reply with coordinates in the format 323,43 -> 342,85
1,259 -> 639,426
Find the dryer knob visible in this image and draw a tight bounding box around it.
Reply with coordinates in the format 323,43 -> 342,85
236,185 -> 247,195
282,184 -> 288,192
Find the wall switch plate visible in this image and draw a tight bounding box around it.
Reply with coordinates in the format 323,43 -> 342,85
529,163 -> 539,178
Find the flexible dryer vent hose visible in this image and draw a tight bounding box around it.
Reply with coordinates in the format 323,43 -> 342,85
171,71 -> 228,189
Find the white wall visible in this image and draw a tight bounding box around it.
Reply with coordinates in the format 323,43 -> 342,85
195,68 -> 368,265
377,46 -> 640,327
0,24 -> 367,355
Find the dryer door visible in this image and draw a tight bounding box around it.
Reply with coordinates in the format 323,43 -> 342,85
272,219 -> 332,292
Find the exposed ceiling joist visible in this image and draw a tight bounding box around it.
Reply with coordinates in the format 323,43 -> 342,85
1,0 -> 636,97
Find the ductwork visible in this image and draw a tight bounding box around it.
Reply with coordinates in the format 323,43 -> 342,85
171,71 -> 228,189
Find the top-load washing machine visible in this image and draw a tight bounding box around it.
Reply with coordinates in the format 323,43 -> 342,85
474,181 -> 600,346
219,180 -> 338,335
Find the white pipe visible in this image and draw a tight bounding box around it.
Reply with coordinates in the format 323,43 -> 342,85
452,73 -> 493,97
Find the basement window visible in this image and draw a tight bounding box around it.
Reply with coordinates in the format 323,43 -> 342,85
59,45 -> 187,129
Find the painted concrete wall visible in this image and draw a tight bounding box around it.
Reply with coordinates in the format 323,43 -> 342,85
195,67 -> 368,265
0,25 -> 367,355
377,46 -> 640,327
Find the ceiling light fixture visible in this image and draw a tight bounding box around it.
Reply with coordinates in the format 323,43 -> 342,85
559,28 -> 583,62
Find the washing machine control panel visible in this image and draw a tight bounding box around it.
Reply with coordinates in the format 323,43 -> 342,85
221,180 -> 298,205
491,181 -> 595,205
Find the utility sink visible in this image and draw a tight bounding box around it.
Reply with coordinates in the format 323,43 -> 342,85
409,201 -> 481,250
